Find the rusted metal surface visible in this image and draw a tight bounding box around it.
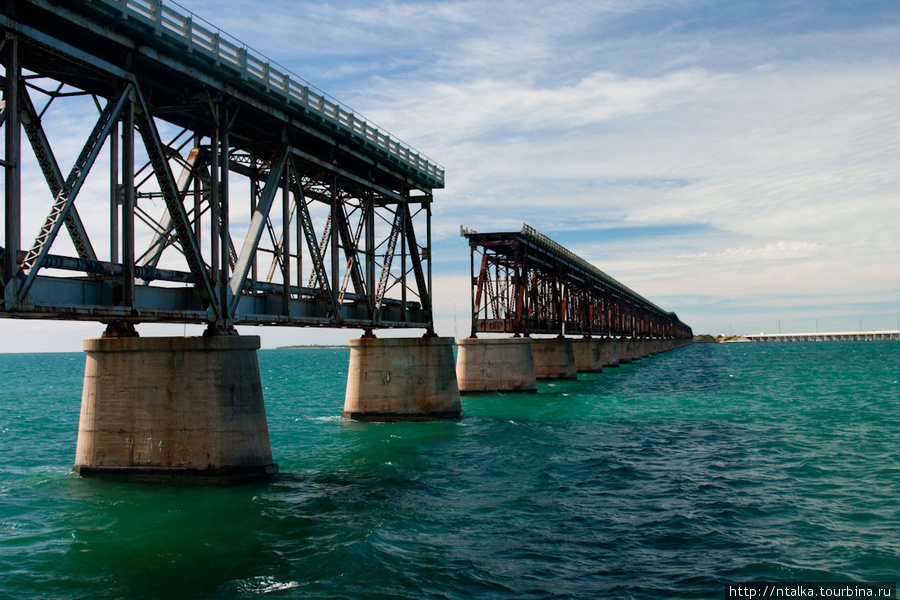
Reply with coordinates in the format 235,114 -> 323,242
462,224 -> 693,340
1,0 -> 439,334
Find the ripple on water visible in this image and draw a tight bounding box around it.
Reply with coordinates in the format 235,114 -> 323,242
1,343 -> 899,599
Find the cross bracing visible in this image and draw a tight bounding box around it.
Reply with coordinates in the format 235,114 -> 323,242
0,0 -> 438,334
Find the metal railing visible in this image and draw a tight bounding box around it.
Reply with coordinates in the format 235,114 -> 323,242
104,0 -> 444,187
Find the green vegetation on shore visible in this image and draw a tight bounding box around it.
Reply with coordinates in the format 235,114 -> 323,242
694,334 -> 744,343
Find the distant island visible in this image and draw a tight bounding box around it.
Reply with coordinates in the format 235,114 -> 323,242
694,334 -> 748,343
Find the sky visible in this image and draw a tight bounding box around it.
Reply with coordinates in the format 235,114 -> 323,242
2,0 -> 899,351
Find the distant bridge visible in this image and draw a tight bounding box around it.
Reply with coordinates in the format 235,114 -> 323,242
745,331 -> 900,343
461,224 -> 692,340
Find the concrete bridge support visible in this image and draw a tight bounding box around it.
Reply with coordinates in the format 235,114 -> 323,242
343,337 -> 461,421
456,337 -> 537,394
638,339 -> 651,358
74,335 -> 277,481
633,339 -> 646,359
599,338 -> 619,367
617,338 -> 633,364
531,337 -> 577,380
631,338 -> 645,360
573,338 -> 604,373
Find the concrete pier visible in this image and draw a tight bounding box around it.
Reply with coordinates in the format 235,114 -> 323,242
617,338 -> 633,364
456,337 -> 537,394
599,338 -> 619,367
343,336 -> 461,421
637,339 -> 650,359
74,335 -> 277,481
531,337 -> 577,380
573,338 -> 603,373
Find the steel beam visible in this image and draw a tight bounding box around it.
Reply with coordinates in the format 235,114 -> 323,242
134,82 -> 218,316
3,35 -> 20,291
17,83 -> 97,262
230,148 -> 289,313
18,84 -> 131,300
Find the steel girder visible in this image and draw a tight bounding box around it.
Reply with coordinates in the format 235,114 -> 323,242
0,3 -> 436,334
464,225 -> 692,340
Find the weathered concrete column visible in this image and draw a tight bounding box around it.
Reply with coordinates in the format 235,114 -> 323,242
632,339 -> 644,359
456,337 -> 537,394
74,335 -> 277,481
617,338 -> 632,364
599,338 -> 619,367
637,339 -> 650,358
629,338 -> 640,360
573,338 -> 603,373
343,336 -> 461,421
531,337 -> 577,380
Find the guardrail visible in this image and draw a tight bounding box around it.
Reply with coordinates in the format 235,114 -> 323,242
103,0 -> 444,187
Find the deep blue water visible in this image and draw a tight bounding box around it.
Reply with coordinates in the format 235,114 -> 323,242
0,342 -> 898,599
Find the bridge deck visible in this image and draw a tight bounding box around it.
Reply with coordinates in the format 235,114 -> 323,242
9,0 -> 443,191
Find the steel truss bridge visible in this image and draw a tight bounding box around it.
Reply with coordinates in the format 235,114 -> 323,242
1,0 -> 443,335
463,225 -> 692,340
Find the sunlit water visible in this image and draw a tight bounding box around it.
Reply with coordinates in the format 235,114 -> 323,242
1,342 -> 898,599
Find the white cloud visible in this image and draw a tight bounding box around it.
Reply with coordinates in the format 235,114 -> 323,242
3,0 -> 899,350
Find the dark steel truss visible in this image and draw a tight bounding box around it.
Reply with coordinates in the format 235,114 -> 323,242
464,225 -> 693,340
1,0 -> 439,334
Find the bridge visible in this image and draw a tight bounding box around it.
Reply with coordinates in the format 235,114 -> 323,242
1,0 -> 456,480
744,331 -> 900,343
0,1 -> 693,481
456,225 -> 692,393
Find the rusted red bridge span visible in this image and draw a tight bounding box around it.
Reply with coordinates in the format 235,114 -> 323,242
463,224 -> 692,341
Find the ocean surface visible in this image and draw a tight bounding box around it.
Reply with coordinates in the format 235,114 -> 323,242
1,341 -> 898,599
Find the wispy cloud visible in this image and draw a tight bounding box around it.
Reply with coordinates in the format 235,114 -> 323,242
122,0 -> 900,336
5,0 -> 898,350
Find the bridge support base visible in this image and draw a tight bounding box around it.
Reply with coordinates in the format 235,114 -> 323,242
599,338 -> 619,367
456,337 -> 537,394
573,338 -> 603,373
74,335 -> 277,482
531,338 -> 577,380
343,337 -> 461,421
636,339 -> 650,359
617,338 -> 633,364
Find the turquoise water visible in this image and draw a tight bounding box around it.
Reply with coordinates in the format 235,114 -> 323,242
1,342 -> 898,599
